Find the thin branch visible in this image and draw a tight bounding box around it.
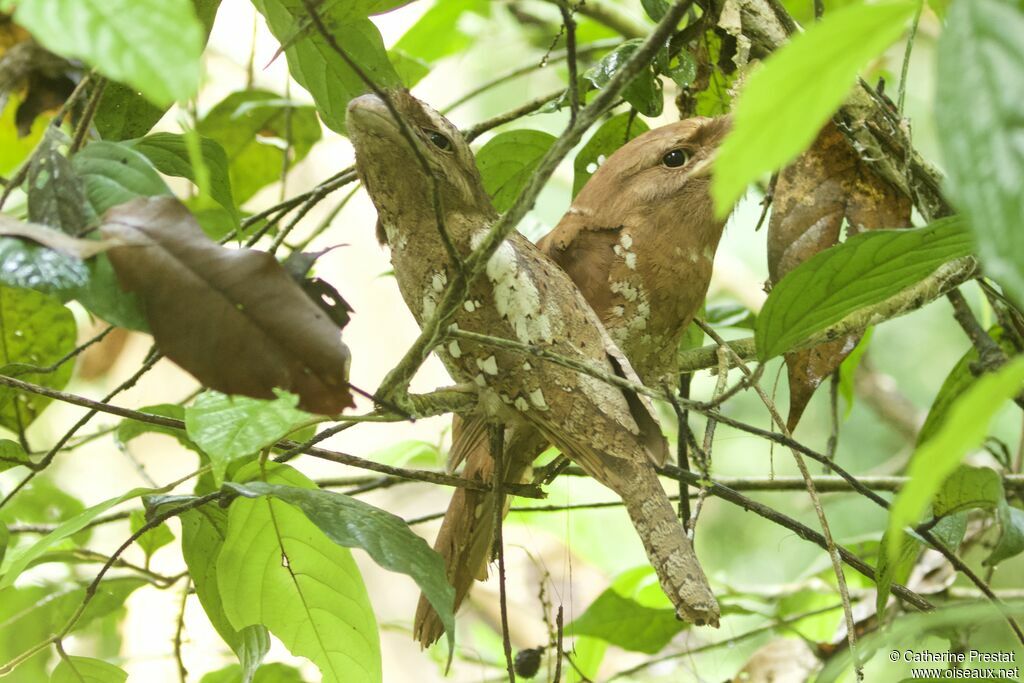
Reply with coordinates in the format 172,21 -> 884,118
69,77 -> 107,154
492,427 -> 516,683
557,1 -> 580,127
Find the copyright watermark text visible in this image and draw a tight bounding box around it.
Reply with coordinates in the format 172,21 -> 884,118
890,648 -> 1019,679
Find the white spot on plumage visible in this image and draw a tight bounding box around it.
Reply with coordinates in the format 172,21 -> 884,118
624,252 -> 637,270
471,229 -> 553,344
477,355 -> 498,375
528,389 -> 548,410
620,234 -> 633,249
463,300 -> 476,312
474,373 -> 487,387
431,271 -> 447,292
448,340 -> 462,358
514,396 -> 530,411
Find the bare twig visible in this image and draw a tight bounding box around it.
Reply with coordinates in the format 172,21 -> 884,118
491,427 -> 516,683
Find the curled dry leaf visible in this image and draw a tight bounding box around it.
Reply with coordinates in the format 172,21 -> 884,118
0,213 -> 115,258
100,196 -> 354,414
768,122 -> 911,430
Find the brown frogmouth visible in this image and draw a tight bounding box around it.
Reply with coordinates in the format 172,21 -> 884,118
412,116 -> 732,645
347,91 -> 722,642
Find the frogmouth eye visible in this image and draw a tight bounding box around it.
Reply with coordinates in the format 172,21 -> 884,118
662,148 -> 689,168
426,129 -> 452,150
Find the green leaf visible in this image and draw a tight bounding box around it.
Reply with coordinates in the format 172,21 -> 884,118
11,0 -> 203,106
567,587 -> 683,654
0,488 -> 155,589
875,528 -> 918,620
251,0 -> 400,133
985,501 -> 1024,566
93,0 -> 222,140
217,492 -> 381,682
72,141 -> 172,215
640,0 -> 669,21
368,440 -> 442,468
0,523 -> 7,567
0,440 -> 29,474
712,0 -> 918,214
0,96 -> 47,176
838,327 -> 873,416
196,91 -> 321,204
0,238 -> 89,294
176,502 -> 269,681
70,254 -> 150,332
583,39 -> 663,117
128,133 -> 237,219
0,477 -> 84,530
476,130 -> 556,213
184,391 -> 313,485
116,404 -> 199,452
50,656 -> 127,683
573,113 -> 649,197
388,49 -> 430,88
128,509 -> 174,559
0,287 -> 76,432
704,301 -> 756,330
26,129 -> 95,234
934,465 -> 1003,518
886,356 -> 1024,558
392,0 -> 484,63
755,217 -> 974,360
227,481 -> 457,655
200,663 -> 309,683
936,0 -> 1024,305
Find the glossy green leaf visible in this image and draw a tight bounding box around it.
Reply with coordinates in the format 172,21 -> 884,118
0,287 -> 76,431
217,490 -> 381,682
755,217 -> 973,360
72,141 -> 172,215
476,130 -> 556,213
936,0 -> 1024,305
50,656 -> 127,683
185,390 -> 313,485
129,133 -> 237,218
583,39 -> 663,117
985,501 -> 1024,566
11,0 -> 203,106
251,0 -> 400,133
712,0 -> 918,214
0,488 -> 154,589
0,238 -> 89,293
200,663 -> 308,683
934,465 -> 1003,518
176,501 -> 269,681
227,481 -> 456,654
93,0 -> 222,140
196,91 -> 321,204
573,113 -> 648,197
886,356 -> 1024,558
128,509 -> 174,559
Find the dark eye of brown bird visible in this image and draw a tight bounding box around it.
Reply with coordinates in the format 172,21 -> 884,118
662,148 -> 688,167
426,129 -> 452,150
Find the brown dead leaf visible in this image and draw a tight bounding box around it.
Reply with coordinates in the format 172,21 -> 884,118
100,196 -> 354,414
768,122 -> 911,430
0,213 -> 114,257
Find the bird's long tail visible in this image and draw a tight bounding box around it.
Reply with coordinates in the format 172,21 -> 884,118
614,461 -> 720,626
413,423 -> 545,647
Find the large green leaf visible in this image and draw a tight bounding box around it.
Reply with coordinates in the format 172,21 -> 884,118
128,133 -> 237,219
476,130 -> 556,213
251,0 -> 400,133
177,502 -> 269,682
11,0 -> 203,106
711,0 -> 918,214
72,141 -> 172,215
885,356 -> 1024,558
217,492 -> 381,682
573,113 -> 649,197
0,488 -> 155,589
70,254 -> 150,332
93,0 -> 222,141
227,481 -> 456,654
184,391 -> 314,485
116,403 -> 199,452
26,129 -> 95,234
196,90 -> 321,204
755,217 -> 973,360
986,502 -> 1024,566
200,663 -> 308,683
50,656 -> 127,683
936,0 -> 1024,305
0,287 -> 76,432
392,0 -> 485,63
0,238 -> 89,294
933,465 -> 1003,518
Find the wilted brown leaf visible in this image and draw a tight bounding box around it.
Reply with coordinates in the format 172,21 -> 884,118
100,196 -> 354,414
768,122 -> 911,430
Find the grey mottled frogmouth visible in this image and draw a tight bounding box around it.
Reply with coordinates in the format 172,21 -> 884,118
347,91 -> 723,644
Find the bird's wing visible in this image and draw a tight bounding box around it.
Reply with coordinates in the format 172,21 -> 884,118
447,413 -> 490,473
